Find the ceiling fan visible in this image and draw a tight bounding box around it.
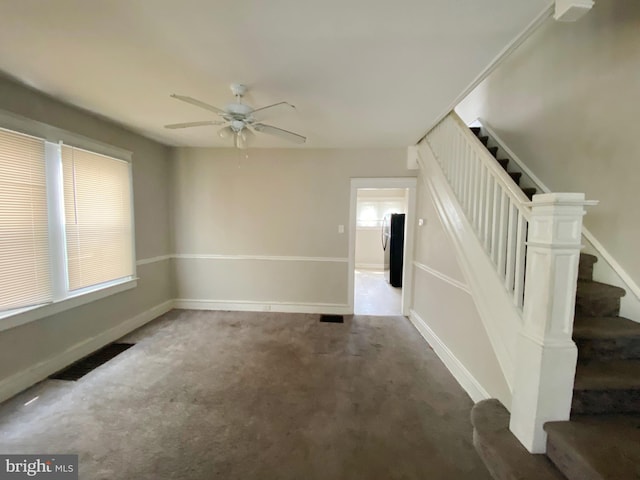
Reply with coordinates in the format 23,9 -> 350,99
165,83 -> 306,149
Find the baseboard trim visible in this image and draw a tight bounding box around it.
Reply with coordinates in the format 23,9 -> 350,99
174,299 -> 351,315
0,299 -> 174,404
409,309 -> 490,402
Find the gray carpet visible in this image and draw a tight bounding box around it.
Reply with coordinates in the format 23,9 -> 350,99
0,310 -> 491,479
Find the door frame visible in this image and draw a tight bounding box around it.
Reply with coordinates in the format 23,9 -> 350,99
348,177 -> 417,316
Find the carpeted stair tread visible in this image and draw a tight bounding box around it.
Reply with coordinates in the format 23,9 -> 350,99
497,159 -> 509,170
545,415 -> 640,480
578,253 -> 598,281
522,187 -> 537,200
579,253 -> 598,267
573,316 -> 640,360
574,360 -> 640,390
573,316 -> 640,339
488,146 -> 499,157
575,281 -> 626,317
576,281 -> 626,299
471,127 -> 481,136
479,135 -> 489,146
508,172 -> 522,184
471,399 -> 565,480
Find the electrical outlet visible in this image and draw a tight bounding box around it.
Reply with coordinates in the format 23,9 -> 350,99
338,224 -> 345,234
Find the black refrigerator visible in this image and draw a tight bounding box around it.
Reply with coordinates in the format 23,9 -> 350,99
382,213 -> 405,287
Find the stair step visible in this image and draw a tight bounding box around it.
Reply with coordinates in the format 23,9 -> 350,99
497,159 -> 509,170
488,146 -> 499,158
575,281 -> 626,317
573,316 -> 640,360
572,360 -> 640,414
522,187 -> 537,200
508,171 -> 522,184
575,360 -> 640,390
478,135 -> 489,146
578,253 -> 598,281
470,126 -> 481,136
471,399 -> 565,479
545,415 -> 640,480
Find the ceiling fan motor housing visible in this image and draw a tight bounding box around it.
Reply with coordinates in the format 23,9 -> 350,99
230,83 -> 248,97
226,102 -> 253,116
230,120 -> 246,132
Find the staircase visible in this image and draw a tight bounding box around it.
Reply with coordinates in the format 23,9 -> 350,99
470,127 -> 538,200
468,126 -> 640,479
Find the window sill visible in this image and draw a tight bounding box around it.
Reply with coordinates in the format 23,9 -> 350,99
0,277 -> 138,333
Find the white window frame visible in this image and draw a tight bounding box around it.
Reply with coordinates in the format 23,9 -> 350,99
0,109 -> 137,332
356,196 -> 406,230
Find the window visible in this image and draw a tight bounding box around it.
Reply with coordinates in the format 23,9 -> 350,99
0,129 -> 51,311
62,146 -> 133,291
0,121 -> 135,320
356,199 -> 405,228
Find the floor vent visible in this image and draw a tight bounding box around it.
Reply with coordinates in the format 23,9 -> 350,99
319,314 -> 344,323
49,343 -> 134,381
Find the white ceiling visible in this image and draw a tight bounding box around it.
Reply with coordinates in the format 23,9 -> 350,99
0,0 -> 550,148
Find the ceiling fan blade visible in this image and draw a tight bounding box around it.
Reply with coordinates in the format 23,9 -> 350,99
250,101 -> 295,120
164,120 -> 224,129
170,94 -> 226,115
253,123 -> 306,144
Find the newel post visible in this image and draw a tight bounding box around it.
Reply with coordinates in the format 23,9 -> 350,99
509,193 -> 589,453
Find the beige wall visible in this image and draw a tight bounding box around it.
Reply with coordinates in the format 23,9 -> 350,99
411,169 -> 511,405
355,229 -> 384,268
171,147 -> 414,306
0,75 -> 173,384
456,0 -> 640,291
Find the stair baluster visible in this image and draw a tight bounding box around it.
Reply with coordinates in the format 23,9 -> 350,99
424,111 -> 596,454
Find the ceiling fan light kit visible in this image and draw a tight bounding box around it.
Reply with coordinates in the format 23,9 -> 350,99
165,83 -> 306,149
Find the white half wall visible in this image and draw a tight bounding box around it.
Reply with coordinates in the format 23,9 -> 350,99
409,161 -> 512,406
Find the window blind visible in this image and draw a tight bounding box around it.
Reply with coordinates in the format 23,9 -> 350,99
62,145 -> 133,291
0,128 -> 51,311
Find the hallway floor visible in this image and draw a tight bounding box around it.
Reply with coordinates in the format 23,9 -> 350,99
0,310 -> 490,480
354,269 -> 402,316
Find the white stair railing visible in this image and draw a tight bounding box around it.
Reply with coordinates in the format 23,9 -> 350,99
426,112 -> 530,311
423,110 -> 595,453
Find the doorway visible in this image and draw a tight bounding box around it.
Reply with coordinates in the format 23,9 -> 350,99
348,178 -> 417,316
